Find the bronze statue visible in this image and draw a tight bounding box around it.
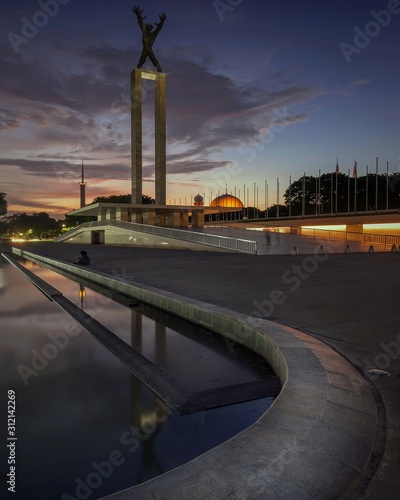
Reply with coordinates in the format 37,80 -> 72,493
133,5 -> 166,73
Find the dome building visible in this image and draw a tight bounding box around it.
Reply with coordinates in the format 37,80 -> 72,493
210,194 -> 244,208
193,194 -> 204,206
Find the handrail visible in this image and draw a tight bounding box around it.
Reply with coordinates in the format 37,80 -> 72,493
300,227 -> 400,246
55,220 -> 258,254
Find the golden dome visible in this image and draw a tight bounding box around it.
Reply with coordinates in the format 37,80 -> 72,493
210,194 -> 244,208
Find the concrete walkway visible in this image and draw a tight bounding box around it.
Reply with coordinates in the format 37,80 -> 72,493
13,241 -> 400,499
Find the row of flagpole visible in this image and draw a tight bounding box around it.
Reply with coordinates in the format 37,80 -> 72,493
168,157 -> 391,216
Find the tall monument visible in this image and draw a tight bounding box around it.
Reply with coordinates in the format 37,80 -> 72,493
79,160 -> 86,208
131,6 -> 167,206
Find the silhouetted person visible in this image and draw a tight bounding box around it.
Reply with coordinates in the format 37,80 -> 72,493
133,5 -> 166,72
75,250 -> 90,265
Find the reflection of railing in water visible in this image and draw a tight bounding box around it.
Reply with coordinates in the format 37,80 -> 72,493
55,220 -> 257,254
300,227 -> 400,247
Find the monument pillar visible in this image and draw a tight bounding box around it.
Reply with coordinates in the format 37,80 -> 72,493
131,69 -> 143,204
155,72 -> 166,205
131,68 -> 166,205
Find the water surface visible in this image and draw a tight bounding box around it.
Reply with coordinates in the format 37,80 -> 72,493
0,257 -> 276,499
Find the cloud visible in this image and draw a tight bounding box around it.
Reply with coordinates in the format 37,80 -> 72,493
348,78 -> 371,88
339,78 -> 371,96
0,108 -> 19,130
0,158 -> 129,181
0,34 -> 322,180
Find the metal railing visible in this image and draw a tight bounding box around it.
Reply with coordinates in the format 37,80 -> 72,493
300,227 -> 400,247
55,220 -> 258,254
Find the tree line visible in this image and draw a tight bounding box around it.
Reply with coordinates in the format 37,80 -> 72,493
283,172 -> 400,216
1,172 -> 399,238
0,193 -> 155,239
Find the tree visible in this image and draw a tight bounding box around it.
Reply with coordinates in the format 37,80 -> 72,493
6,212 -> 60,240
0,220 -> 8,237
0,192 -> 8,216
0,192 -> 8,237
283,172 -> 400,215
93,194 -> 132,204
92,193 -> 155,204
262,204 -> 289,218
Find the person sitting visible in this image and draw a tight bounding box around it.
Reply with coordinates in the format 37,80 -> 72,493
75,250 -> 90,265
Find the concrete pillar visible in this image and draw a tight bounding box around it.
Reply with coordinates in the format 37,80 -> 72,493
192,211 -> 204,228
180,211 -> 189,227
167,211 -> 180,227
105,208 -> 116,220
142,211 -> 155,225
155,72 -> 166,205
98,209 -> 107,221
131,212 -> 143,224
131,69 -> 143,204
131,68 -> 166,206
116,208 -> 130,222
155,213 -> 167,226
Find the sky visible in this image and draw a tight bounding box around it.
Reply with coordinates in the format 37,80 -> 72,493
0,0 -> 399,219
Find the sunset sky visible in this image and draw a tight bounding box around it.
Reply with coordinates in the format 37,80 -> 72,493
1,0 -> 399,219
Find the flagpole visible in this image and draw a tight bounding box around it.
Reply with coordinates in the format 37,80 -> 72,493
335,172 -> 338,214
375,157 -> 378,212
353,161 -> 357,213
256,186 -> 259,219
315,175 -> 318,215
335,159 -> 339,214
318,169 -> 321,215
276,178 -> 279,218
264,180 -> 267,216
347,169 -> 350,213
366,165 -> 368,211
386,161 -> 389,211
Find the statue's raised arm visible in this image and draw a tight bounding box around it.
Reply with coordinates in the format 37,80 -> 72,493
132,5 -> 146,32
153,13 -> 167,37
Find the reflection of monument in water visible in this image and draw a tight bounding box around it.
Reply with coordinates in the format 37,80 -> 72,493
77,282 -> 168,482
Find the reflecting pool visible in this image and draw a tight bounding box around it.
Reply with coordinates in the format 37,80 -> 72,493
0,257 -> 276,499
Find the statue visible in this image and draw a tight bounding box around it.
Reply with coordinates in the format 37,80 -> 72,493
132,5 -> 166,73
